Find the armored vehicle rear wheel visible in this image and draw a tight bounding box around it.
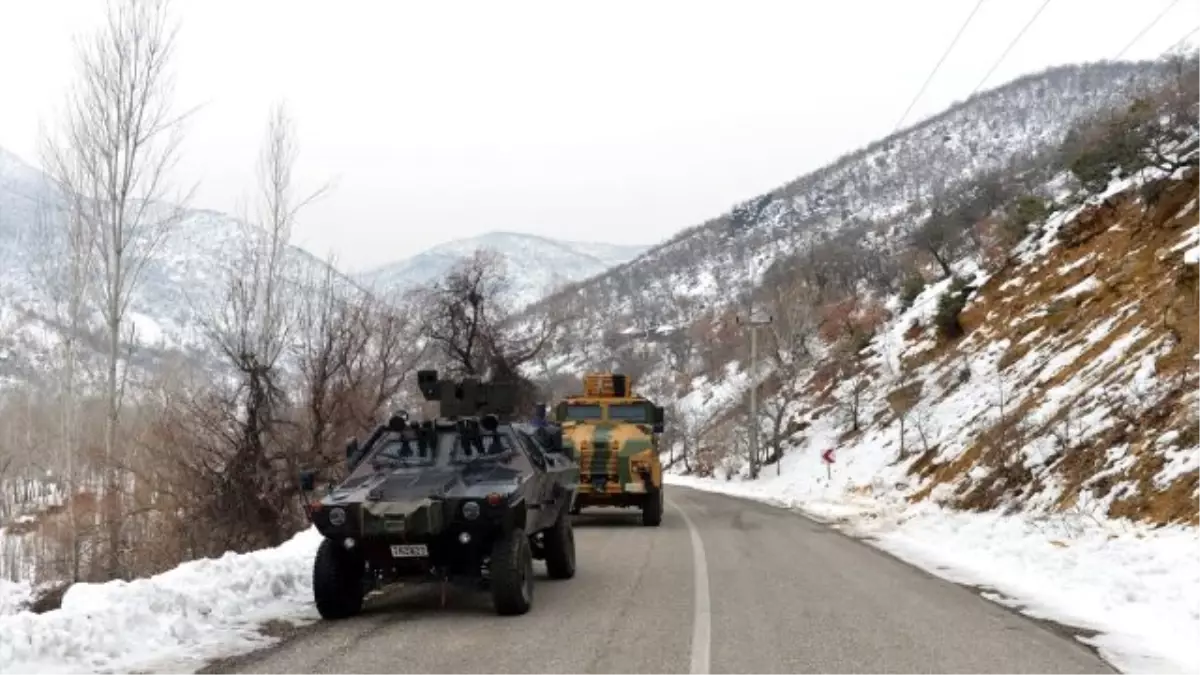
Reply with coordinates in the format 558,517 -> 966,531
641,487 -> 663,526
543,508 -> 576,579
313,538 -> 365,620
490,527 -> 535,616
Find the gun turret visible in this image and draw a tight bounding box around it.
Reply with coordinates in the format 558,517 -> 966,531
416,369 -> 518,421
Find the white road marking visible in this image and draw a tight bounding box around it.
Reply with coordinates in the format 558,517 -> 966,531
669,493 -> 711,675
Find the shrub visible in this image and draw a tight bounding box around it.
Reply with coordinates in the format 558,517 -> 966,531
899,275 -> 926,309
934,277 -> 970,340
1009,195 -> 1050,229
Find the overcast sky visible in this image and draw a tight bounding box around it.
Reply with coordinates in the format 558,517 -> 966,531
1,0 -> 1196,272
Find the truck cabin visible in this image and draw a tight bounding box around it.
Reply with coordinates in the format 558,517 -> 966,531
553,373 -> 665,432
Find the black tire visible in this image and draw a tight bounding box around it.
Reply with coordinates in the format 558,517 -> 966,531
543,508 -> 576,579
313,538 -> 365,620
490,527 -> 534,616
641,486 -> 664,527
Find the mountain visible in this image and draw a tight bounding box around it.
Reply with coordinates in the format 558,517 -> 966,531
522,61 -> 1176,360
355,232 -> 650,309
0,148 -> 645,386
0,147 -> 358,386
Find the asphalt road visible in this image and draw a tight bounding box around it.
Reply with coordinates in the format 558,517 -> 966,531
203,486 -> 1114,674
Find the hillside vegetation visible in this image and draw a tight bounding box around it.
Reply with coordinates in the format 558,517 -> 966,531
526,51 -> 1199,531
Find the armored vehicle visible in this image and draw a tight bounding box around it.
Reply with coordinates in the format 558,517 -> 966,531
552,373 -> 666,526
298,370 -> 580,620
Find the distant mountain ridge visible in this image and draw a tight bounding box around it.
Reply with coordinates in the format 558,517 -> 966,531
355,231 -> 650,308
0,145 -> 650,384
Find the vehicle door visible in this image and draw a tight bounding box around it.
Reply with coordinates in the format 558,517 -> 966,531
516,429 -> 567,528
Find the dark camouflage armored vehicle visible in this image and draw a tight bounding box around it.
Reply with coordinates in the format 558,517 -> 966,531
298,370 -> 581,619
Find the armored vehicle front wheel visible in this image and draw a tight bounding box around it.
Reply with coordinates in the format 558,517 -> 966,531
543,508 -> 576,579
313,538 -> 366,620
641,487 -> 664,527
490,527 -> 534,616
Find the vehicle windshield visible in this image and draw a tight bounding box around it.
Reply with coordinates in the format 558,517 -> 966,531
362,429 -> 438,471
608,403 -> 650,422
346,425 -> 517,481
562,404 -> 603,421
448,429 -> 516,463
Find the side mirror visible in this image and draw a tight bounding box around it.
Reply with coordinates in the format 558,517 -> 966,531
554,402 -> 567,422
345,437 -> 360,470
299,469 -> 316,492
652,406 -> 665,434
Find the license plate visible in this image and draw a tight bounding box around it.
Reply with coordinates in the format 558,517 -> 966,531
592,476 -> 606,490
389,544 -> 428,558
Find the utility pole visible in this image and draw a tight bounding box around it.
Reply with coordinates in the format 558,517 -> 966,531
736,310 -> 772,479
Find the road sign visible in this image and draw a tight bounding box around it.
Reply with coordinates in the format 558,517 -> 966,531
821,448 -> 835,480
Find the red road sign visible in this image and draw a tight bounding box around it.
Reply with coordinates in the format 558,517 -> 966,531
822,448 -> 836,464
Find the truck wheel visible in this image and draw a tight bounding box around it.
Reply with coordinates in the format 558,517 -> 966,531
313,538 -> 365,620
490,527 -> 534,615
641,487 -> 663,527
543,509 -> 576,579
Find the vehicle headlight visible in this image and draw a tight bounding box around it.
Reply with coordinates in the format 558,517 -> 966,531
462,501 -> 481,520
328,507 -> 346,526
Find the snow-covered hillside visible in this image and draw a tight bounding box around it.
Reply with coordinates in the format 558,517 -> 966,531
525,61 -> 1174,362
0,147 -> 362,386
513,56 -> 1199,673
356,231 -> 648,309
665,159 -> 1200,673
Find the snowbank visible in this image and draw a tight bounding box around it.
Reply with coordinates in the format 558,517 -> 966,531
0,528 -> 322,674
0,578 -> 32,616
667,474 -> 1200,675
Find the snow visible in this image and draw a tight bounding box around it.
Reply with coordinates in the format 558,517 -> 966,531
354,231 -> 648,310
0,578 -> 32,616
0,528 -> 322,674
1053,275 -> 1100,301
667,474 -> 1200,675
1185,246 -> 1199,265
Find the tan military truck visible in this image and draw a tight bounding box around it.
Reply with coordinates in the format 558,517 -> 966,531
552,373 -> 665,526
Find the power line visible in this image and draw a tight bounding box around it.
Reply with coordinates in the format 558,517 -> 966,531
1115,0 -> 1184,59
1166,25 -> 1200,52
969,0 -> 1054,97
892,0 -> 987,133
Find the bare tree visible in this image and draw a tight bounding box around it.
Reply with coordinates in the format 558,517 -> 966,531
294,269 -> 424,478
195,101 -> 329,548
909,208 -> 958,279
22,188 -> 97,582
417,251 -> 561,412
44,0 -> 196,579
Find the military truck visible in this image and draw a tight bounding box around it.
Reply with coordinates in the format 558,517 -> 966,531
552,373 -> 665,526
297,370 -> 580,620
